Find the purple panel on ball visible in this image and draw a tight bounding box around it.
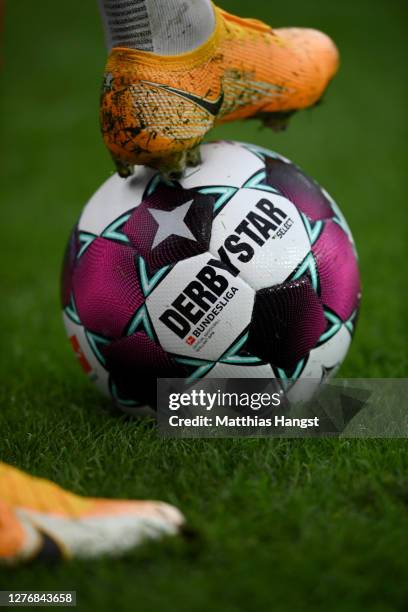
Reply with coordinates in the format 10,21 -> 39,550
102,331 -> 184,402
72,237 -> 143,338
265,158 -> 334,221
123,184 -> 213,271
247,277 -> 326,369
61,225 -> 79,307
313,220 -> 360,321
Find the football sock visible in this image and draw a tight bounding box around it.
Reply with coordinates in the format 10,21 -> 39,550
98,0 -> 216,55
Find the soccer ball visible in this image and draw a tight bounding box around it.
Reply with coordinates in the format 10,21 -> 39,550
61,141 -> 360,413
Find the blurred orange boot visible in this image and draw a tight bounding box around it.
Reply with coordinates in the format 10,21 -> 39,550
0,462 -> 184,564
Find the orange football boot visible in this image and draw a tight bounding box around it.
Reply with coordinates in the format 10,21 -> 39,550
100,3 -> 339,176
0,462 -> 184,564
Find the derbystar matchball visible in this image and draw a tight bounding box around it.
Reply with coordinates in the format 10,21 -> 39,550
61,141 -> 360,413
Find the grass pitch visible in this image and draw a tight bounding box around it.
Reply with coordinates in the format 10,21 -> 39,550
0,0 -> 407,610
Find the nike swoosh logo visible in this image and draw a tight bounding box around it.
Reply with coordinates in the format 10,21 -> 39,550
141,81 -> 224,116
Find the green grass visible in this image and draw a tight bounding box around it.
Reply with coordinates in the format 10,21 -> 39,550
0,0 -> 407,609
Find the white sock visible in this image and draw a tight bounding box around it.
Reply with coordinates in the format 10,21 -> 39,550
98,0 -> 216,55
